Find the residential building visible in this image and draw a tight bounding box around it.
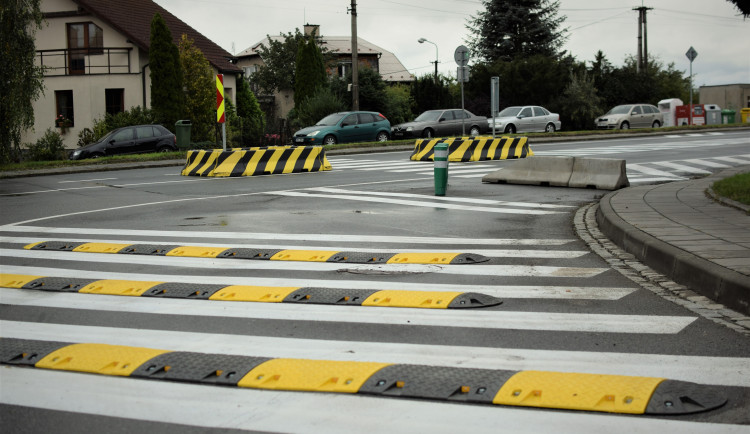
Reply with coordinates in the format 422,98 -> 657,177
699,84 -> 750,113
236,24 -> 413,123
26,0 -> 240,148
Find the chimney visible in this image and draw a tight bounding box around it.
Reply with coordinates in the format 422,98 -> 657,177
304,24 -> 320,37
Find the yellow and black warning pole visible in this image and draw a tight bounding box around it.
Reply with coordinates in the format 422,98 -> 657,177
216,74 -> 226,151
434,142 -> 448,196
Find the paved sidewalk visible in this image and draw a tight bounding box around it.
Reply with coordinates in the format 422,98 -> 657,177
597,166 -> 750,315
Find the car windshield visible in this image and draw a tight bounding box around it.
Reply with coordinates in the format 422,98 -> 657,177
606,105 -> 632,115
414,110 -> 442,122
315,113 -> 346,126
498,107 -> 522,117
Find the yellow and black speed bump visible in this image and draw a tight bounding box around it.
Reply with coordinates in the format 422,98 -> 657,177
0,338 -> 728,415
2,273 -> 503,309
25,241 -> 490,265
410,136 -> 533,162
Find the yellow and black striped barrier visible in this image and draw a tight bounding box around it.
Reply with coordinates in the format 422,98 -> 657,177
0,338 -> 727,415
24,241 -> 490,265
410,136 -> 533,162
181,146 -> 332,177
0,273 -> 502,309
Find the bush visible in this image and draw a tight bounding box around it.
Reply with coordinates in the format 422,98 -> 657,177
289,87 -> 346,131
76,128 -> 98,147
26,128 -> 66,161
86,106 -> 156,146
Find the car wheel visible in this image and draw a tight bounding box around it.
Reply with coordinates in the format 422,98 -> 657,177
469,126 -> 480,136
504,124 -> 516,134
652,120 -> 661,128
545,123 -> 556,133
376,131 -> 389,142
619,121 -> 630,129
158,146 -> 172,153
91,152 -> 104,159
422,128 -> 434,138
323,135 -> 337,145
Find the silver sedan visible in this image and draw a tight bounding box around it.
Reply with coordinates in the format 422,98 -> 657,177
489,106 -> 562,134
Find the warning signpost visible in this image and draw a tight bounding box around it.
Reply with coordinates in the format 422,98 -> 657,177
217,74 -> 226,150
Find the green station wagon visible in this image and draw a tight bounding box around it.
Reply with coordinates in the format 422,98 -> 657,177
293,111 -> 391,145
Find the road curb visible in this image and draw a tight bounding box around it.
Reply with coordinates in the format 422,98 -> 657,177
596,189 -> 750,316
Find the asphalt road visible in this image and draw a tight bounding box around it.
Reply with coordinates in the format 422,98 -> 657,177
1,129 -> 749,433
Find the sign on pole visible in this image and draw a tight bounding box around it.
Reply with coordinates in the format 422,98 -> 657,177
491,76 -> 499,138
685,47 -> 697,125
454,45 -> 470,136
216,74 -> 226,150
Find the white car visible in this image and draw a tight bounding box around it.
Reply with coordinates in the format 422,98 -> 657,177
595,104 -> 663,129
489,106 -> 562,134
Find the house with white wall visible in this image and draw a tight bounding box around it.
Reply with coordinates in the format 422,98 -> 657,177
25,0 -> 240,148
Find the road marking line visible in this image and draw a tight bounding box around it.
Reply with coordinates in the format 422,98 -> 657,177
649,161 -> 712,174
627,164 -> 683,178
58,177 -> 118,183
0,290 -> 695,333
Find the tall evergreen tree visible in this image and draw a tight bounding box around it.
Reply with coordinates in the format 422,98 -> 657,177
467,0 -> 567,62
178,34 -> 213,142
236,75 -> 265,145
1,0 -> 45,163
294,31 -> 327,106
149,13 -> 183,131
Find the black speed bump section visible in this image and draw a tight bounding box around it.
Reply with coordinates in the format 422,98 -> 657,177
2,273 -> 503,309
23,241 -> 489,265
1,338 -> 728,415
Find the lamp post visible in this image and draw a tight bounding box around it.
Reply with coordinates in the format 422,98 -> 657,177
418,37 -> 438,85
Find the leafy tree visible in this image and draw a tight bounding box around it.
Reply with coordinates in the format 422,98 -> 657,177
410,75 -> 455,116
26,128 -> 65,161
236,75 -> 265,145
595,55 -> 690,109
78,106 -> 155,147
179,34 -> 214,142
554,71 -> 602,130
294,31 -> 327,106
149,13 -> 183,131
467,0 -> 567,62
329,66 -> 391,115
383,84 -> 414,125
1,0 -> 45,163
251,30 -> 307,96
726,0 -> 750,17
290,87 -> 347,130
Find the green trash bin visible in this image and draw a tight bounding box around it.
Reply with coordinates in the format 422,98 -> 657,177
175,120 -> 192,149
721,109 -> 736,124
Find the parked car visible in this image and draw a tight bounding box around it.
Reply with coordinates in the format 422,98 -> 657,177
70,124 -> 176,160
595,104 -> 663,129
293,111 -> 390,145
391,109 -> 489,139
488,106 -> 561,134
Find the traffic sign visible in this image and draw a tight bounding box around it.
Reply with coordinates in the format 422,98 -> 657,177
685,46 -> 698,62
457,66 -> 470,83
454,45 -> 470,66
216,74 -> 225,124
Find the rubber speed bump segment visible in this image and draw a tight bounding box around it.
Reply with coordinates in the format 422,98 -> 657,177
1,338 -> 728,415
2,273 -> 502,309
24,241 -> 490,265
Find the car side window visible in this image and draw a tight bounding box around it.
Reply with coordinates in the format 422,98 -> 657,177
519,107 -> 532,118
451,110 -> 466,120
112,128 -> 134,141
533,107 -> 548,116
342,114 -> 358,126
648,106 -> 658,114
441,111 -> 454,121
632,106 -> 643,115
358,113 -> 376,123
136,126 -> 155,139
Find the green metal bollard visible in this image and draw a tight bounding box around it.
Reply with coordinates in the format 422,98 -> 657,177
434,142 -> 448,196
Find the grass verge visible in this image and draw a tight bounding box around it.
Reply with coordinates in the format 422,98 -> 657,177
712,172 -> 750,206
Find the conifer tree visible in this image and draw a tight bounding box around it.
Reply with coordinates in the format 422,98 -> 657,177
149,13 -> 183,131
178,34 -> 213,142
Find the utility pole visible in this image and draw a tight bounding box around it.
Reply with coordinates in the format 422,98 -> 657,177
350,0 -> 359,110
634,5 -> 653,73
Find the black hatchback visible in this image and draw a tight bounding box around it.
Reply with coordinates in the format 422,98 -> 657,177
70,124 -> 176,160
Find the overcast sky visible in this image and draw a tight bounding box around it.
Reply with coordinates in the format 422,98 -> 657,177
155,0 -> 749,87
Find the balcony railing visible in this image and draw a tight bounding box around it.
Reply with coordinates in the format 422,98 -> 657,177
36,47 -> 134,76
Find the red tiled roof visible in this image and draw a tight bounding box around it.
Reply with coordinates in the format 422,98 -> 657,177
74,0 -> 240,73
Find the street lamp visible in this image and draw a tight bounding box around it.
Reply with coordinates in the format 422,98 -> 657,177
418,37 -> 438,85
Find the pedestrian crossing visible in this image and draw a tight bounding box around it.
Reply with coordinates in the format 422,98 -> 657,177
328,152 -> 750,186
1,223 -> 747,431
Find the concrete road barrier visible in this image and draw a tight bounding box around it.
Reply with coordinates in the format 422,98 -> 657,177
482,156 -> 629,191
182,146 -> 331,177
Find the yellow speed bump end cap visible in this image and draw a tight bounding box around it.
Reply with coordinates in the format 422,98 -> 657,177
270,250 -> 337,262
209,285 -> 300,302
23,241 -> 46,250
362,290 -> 462,309
0,273 -> 44,288
493,371 -> 664,414
72,243 -> 130,254
238,359 -> 390,393
79,279 -> 164,296
387,253 -> 460,265
165,246 -> 225,258
36,343 -> 169,377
